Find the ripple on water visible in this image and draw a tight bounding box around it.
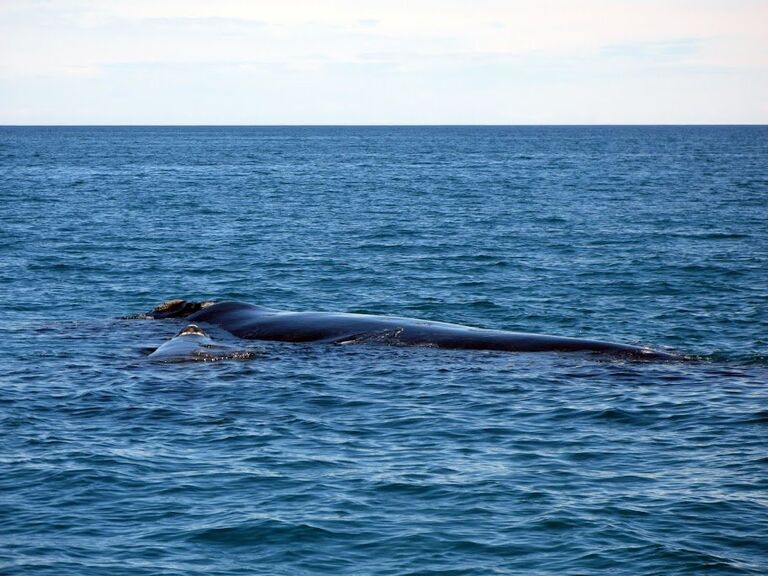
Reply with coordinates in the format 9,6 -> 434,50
1,126 -> 767,575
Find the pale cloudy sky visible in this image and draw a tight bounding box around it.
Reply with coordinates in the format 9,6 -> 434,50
1,0 -> 766,124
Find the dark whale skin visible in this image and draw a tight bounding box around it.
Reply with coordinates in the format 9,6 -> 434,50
184,301 -> 675,359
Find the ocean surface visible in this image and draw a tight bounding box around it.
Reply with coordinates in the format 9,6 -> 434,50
1,125 -> 767,575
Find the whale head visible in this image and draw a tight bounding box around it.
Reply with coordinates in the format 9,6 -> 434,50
177,324 -> 208,337
150,299 -> 215,319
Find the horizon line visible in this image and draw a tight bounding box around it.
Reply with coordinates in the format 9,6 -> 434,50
1,123 -> 767,128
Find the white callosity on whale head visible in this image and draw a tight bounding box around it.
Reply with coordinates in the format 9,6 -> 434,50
177,324 -> 208,337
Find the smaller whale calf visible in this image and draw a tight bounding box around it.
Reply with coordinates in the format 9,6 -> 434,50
148,324 -> 259,362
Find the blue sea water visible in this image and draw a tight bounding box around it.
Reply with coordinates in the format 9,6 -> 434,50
1,126 -> 767,575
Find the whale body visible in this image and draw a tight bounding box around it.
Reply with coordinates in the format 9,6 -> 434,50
137,300 -> 676,360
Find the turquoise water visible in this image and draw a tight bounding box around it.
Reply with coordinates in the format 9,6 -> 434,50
1,126 -> 767,574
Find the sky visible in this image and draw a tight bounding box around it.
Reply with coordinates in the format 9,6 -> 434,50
1,0 -> 766,124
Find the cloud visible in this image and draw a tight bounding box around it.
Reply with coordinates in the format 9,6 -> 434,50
0,0 -> 766,123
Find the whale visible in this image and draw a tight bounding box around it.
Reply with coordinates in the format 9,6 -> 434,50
134,299 -> 677,360
147,323 -> 259,362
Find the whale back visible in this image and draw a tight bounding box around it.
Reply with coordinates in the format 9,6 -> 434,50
186,301 -> 275,323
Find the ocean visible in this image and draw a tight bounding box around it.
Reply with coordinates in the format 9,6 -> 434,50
1,126 -> 767,575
